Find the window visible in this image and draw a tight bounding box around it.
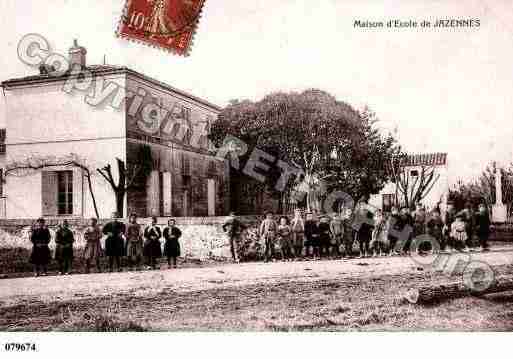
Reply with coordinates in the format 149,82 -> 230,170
410,170 -> 419,177
57,171 -> 73,215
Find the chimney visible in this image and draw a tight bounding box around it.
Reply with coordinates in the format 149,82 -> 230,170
68,39 -> 87,69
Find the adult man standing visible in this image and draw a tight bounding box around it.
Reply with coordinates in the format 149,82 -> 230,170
103,212 -> 126,272
222,212 -> 246,263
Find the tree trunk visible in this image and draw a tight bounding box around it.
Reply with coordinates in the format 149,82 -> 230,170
116,190 -> 125,218
85,172 -> 100,219
404,276 -> 513,304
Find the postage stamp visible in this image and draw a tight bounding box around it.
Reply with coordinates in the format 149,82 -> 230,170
116,0 -> 206,56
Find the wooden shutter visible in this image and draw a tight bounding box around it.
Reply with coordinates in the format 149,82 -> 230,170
72,168 -> 84,217
147,170 -> 159,216
41,171 -> 58,216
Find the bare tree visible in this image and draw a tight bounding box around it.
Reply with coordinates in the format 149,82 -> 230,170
5,153 -> 100,218
96,145 -> 152,218
389,155 -> 440,209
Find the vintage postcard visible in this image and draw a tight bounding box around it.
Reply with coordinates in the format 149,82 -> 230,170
0,0 -> 512,357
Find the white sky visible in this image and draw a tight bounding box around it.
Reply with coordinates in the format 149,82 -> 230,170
1,0 -> 512,183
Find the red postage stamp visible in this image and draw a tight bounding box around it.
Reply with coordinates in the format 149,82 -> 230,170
117,0 -> 206,56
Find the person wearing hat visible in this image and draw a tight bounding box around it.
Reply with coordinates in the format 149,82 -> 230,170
143,216 -> 162,270
29,218 -> 52,277
223,212 -> 247,263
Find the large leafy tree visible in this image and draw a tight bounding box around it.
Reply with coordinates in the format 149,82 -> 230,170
210,90 -> 400,214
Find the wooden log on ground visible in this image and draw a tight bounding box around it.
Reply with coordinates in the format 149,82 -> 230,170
404,276 -> 513,304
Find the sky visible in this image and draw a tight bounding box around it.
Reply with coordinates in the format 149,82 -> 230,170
0,0 -> 512,184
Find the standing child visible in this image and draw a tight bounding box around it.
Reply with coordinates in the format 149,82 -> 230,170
342,208 -> 355,258
450,214 -> 468,252
163,219 -> 182,268
144,216 -> 162,270
426,209 -> 443,254
290,209 -> 305,258
329,213 -> 344,257
30,218 -> 51,277
474,203 -> 491,252
304,213 -> 319,259
55,219 -> 75,275
371,210 -> 388,256
355,203 -> 374,258
260,212 -> 278,262
83,218 -> 102,273
277,216 -> 293,260
318,215 -> 332,258
126,214 -> 143,271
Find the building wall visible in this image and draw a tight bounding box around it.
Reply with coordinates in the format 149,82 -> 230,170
124,73 -> 228,218
125,75 -> 217,152
369,164 -> 449,212
3,76 -> 128,219
127,139 -> 229,217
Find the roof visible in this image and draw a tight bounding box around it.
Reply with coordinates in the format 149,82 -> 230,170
402,152 -> 448,167
1,65 -> 222,112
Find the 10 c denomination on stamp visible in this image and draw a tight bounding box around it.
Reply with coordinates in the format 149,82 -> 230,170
117,0 -> 206,56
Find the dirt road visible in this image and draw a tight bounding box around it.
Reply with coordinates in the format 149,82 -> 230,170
1,247 -> 512,306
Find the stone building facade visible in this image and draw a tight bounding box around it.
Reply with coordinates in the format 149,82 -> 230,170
0,41 -> 229,219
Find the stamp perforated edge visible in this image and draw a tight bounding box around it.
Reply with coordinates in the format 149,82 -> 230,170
115,0 -> 206,57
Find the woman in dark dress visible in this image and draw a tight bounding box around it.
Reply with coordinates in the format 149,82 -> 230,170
163,219 -> 182,268
144,216 -> 162,270
103,212 -> 126,272
30,218 -> 51,276
55,219 -> 75,275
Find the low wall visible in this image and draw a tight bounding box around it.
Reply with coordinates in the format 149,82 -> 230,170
0,216 -> 267,262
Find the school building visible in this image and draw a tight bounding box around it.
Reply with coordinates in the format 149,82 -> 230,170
0,41 -> 230,219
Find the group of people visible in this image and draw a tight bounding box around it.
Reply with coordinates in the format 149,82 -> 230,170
29,212 -> 183,277
223,200 -> 492,263
28,201 -> 493,276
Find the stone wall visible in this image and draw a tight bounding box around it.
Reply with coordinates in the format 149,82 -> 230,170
0,216 -> 264,261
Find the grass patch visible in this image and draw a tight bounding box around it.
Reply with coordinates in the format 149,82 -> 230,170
57,305 -> 147,332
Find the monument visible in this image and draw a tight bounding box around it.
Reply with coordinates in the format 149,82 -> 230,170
492,163 -> 507,223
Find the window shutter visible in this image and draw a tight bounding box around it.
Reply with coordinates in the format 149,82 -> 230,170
41,171 -> 58,216
73,168 -> 83,217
